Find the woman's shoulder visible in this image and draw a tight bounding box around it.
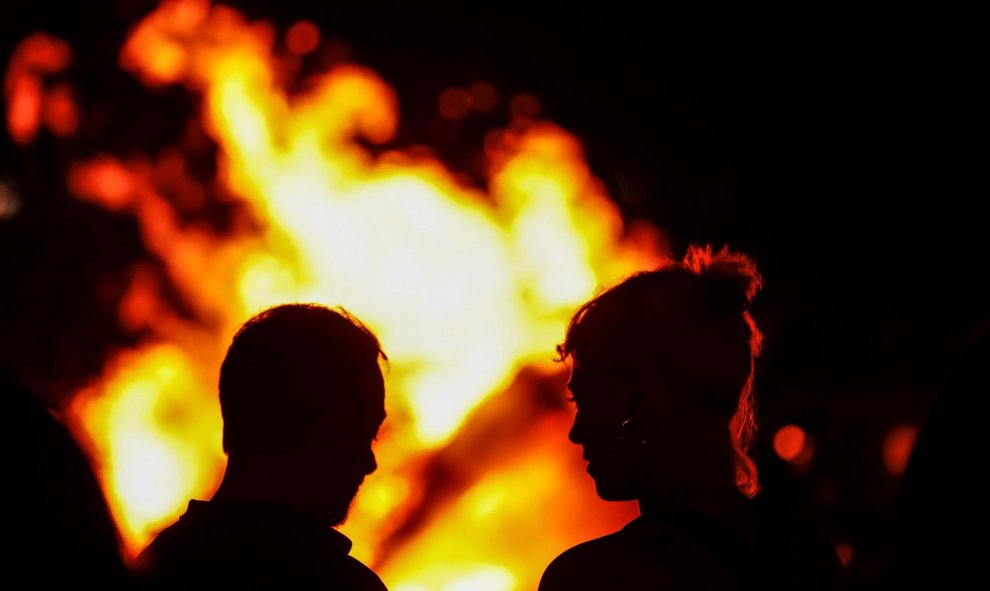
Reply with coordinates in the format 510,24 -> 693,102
538,528 -> 681,591
546,530 -> 630,563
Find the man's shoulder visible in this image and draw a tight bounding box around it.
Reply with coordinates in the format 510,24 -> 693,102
135,502 -> 218,563
336,555 -> 389,591
133,511 -> 220,588
135,503 -> 389,589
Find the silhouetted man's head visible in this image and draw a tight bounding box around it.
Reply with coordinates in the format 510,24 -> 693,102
558,245 -> 763,502
218,303 -> 387,524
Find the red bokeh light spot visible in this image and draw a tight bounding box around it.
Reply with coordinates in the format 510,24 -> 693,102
773,424 -> 813,465
286,20 -> 320,56
883,424 -> 919,476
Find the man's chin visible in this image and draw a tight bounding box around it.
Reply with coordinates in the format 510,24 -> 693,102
327,506 -> 350,527
594,481 -> 637,502
324,494 -> 358,527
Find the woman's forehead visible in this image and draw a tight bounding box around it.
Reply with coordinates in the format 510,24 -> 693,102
571,345 -> 649,373
569,359 -> 640,391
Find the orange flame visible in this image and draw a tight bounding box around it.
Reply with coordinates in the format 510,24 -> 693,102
12,0 -> 667,587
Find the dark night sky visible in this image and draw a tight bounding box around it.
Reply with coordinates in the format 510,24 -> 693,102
2,2 -> 986,587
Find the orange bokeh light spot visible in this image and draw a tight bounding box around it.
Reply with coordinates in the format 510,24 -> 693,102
883,424 -> 919,476
439,87 -> 472,121
773,424 -> 813,464
285,20 -> 320,56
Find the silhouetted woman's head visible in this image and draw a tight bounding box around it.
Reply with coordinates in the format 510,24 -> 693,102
558,245 -> 763,502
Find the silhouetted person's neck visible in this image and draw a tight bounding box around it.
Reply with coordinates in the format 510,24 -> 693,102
212,453 -> 343,525
638,427 -> 742,520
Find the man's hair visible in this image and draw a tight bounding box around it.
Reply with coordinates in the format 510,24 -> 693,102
218,303 -> 386,456
557,244 -> 764,496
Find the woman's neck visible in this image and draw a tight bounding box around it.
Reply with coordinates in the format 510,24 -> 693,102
638,428 -> 741,518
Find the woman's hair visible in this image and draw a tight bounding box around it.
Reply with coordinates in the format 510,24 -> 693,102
557,244 -> 764,496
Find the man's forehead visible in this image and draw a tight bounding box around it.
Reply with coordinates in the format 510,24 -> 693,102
360,372 -> 387,422
355,365 -> 385,393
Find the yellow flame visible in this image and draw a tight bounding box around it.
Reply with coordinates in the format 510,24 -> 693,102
393,566 -> 515,591
15,0 -> 667,586
71,345 -> 224,551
